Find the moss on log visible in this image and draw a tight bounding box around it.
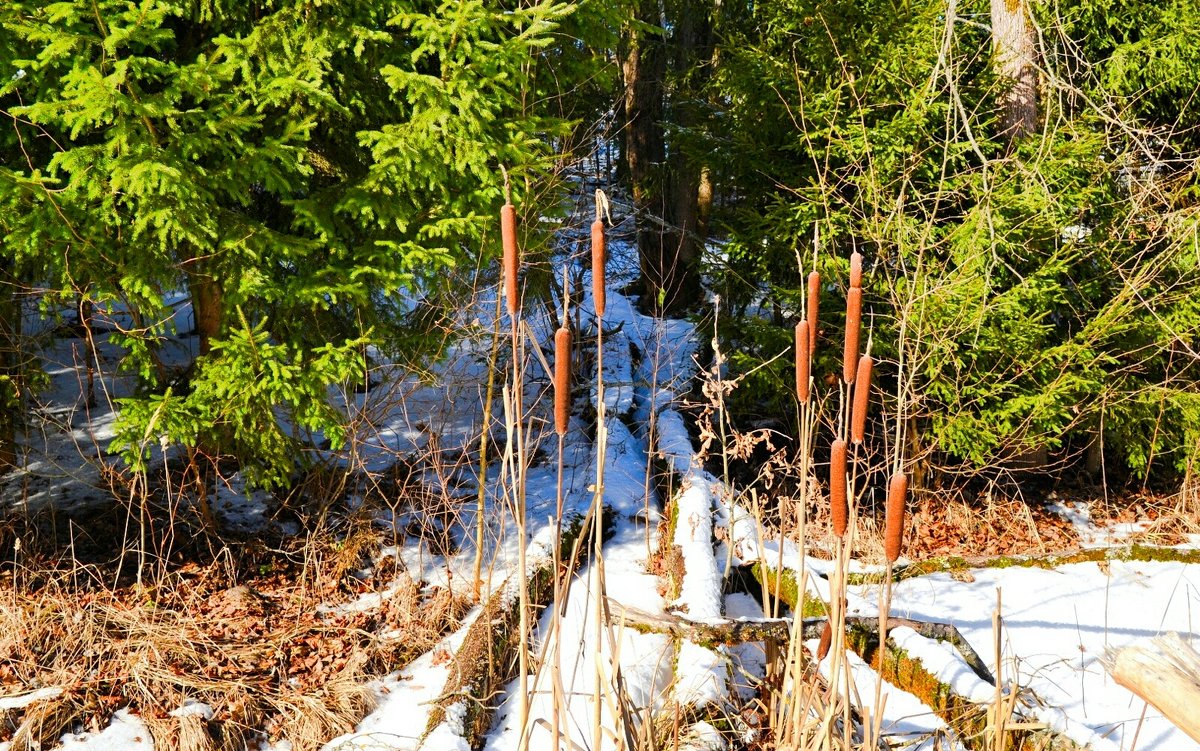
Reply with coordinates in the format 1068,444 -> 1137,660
745,558 -> 1086,751
848,544 -> 1200,585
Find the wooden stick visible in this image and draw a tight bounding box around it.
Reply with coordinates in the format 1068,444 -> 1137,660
1104,633 -> 1200,744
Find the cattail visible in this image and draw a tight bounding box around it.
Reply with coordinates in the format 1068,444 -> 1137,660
554,326 -> 572,435
806,270 -> 820,356
794,320 -> 810,404
885,470 -> 909,562
830,438 -> 848,537
592,219 -> 606,318
850,355 -> 873,443
849,251 -> 863,289
842,287 -> 862,384
816,620 -> 832,660
501,202 -> 519,316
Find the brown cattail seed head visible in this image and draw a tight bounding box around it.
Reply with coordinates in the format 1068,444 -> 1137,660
849,251 -> 863,289
885,471 -> 909,562
795,320 -> 810,404
816,620 -> 832,660
850,355 -> 873,443
806,271 -> 820,355
843,287 -> 862,384
501,203 -> 519,316
554,326 -> 572,435
592,219 -> 606,318
830,438 -> 848,537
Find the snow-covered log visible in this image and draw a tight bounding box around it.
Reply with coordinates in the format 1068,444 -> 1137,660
420,514 -> 590,749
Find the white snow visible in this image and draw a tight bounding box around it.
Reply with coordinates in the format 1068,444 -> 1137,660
0,687 -> 63,710
53,709 -> 154,751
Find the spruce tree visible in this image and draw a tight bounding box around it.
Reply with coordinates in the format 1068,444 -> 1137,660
0,0 -> 578,486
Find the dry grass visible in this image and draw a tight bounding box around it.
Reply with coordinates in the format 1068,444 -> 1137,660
0,499 -> 469,751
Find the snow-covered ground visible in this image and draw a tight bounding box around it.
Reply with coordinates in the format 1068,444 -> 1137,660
3,192 -> 1199,751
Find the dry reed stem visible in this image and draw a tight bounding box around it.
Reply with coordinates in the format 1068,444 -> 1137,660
554,326 -> 572,435
830,439 -> 849,537
502,203 -> 519,316
843,287 -> 862,384
592,219 -> 606,317
851,355 -> 873,444
795,320 -> 810,403
885,471 -> 909,562
807,271 -> 820,355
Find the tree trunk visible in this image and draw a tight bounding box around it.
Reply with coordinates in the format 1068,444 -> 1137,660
188,264 -> 223,357
622,0 -> 713,316
0,261 -> 20,474
657,0 -> 711,314
76,296 -> 96,407
621,0 -> 669,312
991,0 -> 1039,142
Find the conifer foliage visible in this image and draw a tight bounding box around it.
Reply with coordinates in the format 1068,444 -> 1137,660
0,0 -> 573,485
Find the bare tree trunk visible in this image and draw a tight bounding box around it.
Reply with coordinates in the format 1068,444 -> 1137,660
0,262 -> 20,474
658,0 -> 712,314
621,0 -> 669,312
622,0 -> 712,316
696,165 -> 713,243
77,295 -> 97,407
991,0 -> 1039,142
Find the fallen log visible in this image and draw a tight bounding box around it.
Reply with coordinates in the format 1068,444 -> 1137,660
1103,632 -> 1200,745
607,599 -> 995,685
847,544 -> 1200,584
743,560 -> 1087,751
420,513 -> 590,748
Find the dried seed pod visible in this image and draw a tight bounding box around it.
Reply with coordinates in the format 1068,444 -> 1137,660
843,287 -> 862,384
592,219 -> 606,317
795,320 -> 810,404
554,326 -> 572,435
850,355 -> 873,443
806,270 -> 820,355
849,251 -> 863,289
816,620 -> 833,660
501,203 -> 519,316
885,471 -> 909,562
830,438 -> 848,538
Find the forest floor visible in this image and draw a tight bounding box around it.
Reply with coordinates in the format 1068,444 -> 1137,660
2,184 -> 1200,751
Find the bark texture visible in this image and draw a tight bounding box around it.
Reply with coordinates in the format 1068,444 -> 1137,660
621,0 -> 710,315
991,0 -> 1039,142
0,261 -> 20,474
187,263 -> 223,357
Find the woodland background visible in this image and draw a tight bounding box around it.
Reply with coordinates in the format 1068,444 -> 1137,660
2,0 -> 1199,494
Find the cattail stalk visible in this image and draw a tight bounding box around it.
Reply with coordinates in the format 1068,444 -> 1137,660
843,287 -> 862,384
850,355 -> 873,443
501,202 -> 519,316
885,471 -> 908,562
830,438 -> 848,537
806,270 -> 820,356
554,326 -> 572,435
794,320 -> 810,403
817,620 -> 832,660
591,219 -> 606,318
849,251 -> 863,289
